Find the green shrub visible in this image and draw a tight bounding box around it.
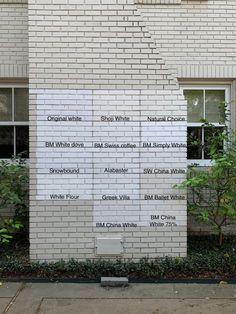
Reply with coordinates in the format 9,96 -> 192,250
0,157 -> 29,246
176,121 -> 236,245
0,237 -> 236,279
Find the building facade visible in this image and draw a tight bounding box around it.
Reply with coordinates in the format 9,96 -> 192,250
0,0 -> 235,261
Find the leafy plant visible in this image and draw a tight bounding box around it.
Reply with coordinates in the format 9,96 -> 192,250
0,219 -> 23,244
176,120 -> 236,245
0,156 -> 29,246
0,236 -> 236,279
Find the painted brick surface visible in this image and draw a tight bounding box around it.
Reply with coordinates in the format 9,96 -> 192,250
138,0 -> 236,78
135,0 -> 181,4
2,0 -> 236,79
1,0 -> 234,261
28,0 -> 177,90
29,0 -> 187,261
0,1 -> 27,3
0,2 -> 28,78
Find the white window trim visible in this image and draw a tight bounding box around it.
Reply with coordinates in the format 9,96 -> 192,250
180,84 -> 231,166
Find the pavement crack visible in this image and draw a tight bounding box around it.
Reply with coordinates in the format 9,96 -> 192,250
3,282 -> 26,314
35,297 -> 44,314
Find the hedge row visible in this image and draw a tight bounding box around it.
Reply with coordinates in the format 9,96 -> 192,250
0,252 -> 235,279
0,237 -> 235,279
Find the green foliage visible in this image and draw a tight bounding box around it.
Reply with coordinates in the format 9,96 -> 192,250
0,237 -> 236,279
0,219 -> 23,244
176,120 -> 236,245
0,156 -> 29,246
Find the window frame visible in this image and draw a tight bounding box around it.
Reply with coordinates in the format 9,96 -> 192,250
0,84 -> 29,159
181,84 -> 231,166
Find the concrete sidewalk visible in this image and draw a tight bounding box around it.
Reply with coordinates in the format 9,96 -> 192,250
0,282 -> 236,314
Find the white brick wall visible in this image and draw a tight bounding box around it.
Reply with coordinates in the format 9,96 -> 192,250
29,0 -> 187,261
0,2 -> 28,78
137,0 -> 236,78
0,1 -> 27,3
136,0 -> 181,4
28,0 -> 178,90
0,0 -> 230,261
2,0 -> 235,80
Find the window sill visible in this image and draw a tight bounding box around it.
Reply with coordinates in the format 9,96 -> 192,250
187,160 -> 213,167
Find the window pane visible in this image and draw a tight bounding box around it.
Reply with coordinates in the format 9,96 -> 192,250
0,88 -> 12,121
205,90 -> 225,123
187,127 -> 202,159
204,127 -> 224,159
16,126 -> 29,158
14,88 -> 29,121
0,126 -> 14,158
184,90 -> 204,122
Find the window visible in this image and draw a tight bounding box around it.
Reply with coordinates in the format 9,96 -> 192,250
0,86 -> 29,158
183,85 -> 230,165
